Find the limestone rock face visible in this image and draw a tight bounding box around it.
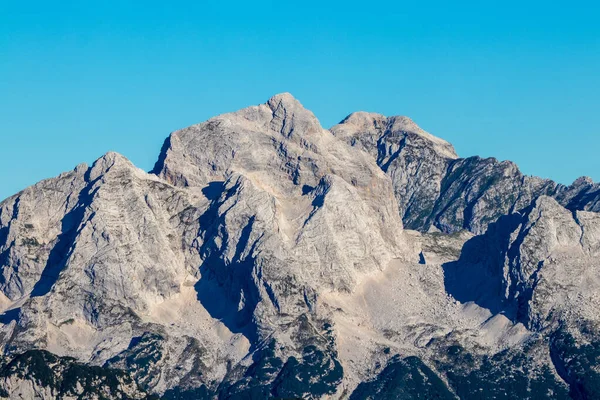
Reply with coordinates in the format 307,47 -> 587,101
333,115 -> 599,235
331,113 -> 458,232
445,195 -> 600,330
0,93 -> 599,399
153,93 -> 406,326
556,176 -> 600,212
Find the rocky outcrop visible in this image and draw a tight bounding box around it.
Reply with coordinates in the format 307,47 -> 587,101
331,112 -> 459,232
0,152 -> 246,394
444,195 -> 600,331
0,94 -> 410,398
332,114 -> 598,235
0,93 -> 599,399
556,176 -> 600,213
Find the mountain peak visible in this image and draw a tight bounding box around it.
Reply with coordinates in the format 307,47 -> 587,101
572,176 -> 594,186
89,151 -> 136,181
91,151 -> 133,170
266,92 -> 309,120
339,111 -> 387,129
339,112 -> 422,132
266,92 -> 299,107
263,93 -> 322,139
386,115 -> 423,133
332,112 -> 458,160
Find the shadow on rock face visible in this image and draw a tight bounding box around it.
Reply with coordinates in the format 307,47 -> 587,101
442,213 -> 524,320
0,307 -> 20,324
301,184 -> 313,195
194,260 -> 259,346
201,181 -> 225,201
194,181 -> 261,346
30,175 -> 99,298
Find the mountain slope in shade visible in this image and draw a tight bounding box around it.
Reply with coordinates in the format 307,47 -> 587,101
0,93 -> 599,399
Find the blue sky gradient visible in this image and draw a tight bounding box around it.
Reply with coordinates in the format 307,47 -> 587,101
1,1 -> 599,201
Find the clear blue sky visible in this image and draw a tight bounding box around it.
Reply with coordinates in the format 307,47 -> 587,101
1,1 -> 599,201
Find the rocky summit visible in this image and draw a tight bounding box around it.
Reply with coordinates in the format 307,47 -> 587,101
0,93 -> 599,399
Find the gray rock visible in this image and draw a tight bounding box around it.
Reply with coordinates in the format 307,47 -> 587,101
331,113 -> 458,232
0,93 -> 599,398
332,114 -> 599,235
445,195 -> 600,331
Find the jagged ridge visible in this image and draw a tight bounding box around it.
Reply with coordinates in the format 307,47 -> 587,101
0,93 -> 599,399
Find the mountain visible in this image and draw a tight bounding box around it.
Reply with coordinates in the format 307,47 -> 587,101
331,113 -> 600,235
0,93 -> 599,399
